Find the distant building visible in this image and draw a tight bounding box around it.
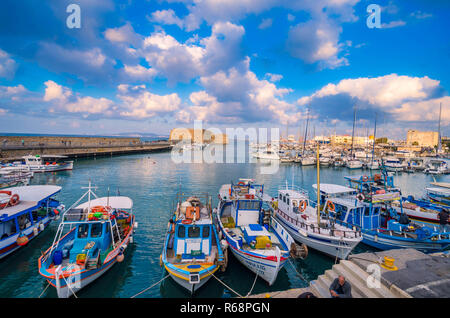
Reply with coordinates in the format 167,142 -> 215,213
406,130 -> 438,147
169,128 -> 228,144
330,135 -> 373,145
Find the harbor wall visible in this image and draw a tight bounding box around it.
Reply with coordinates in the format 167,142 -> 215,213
0,135 -> 171,161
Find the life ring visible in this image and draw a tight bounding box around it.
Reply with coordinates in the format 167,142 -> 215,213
182,219 -> 192,225
362,175 -> 369,182
237,181 -> 245,186
327,201 -> 335,212
299,200 -> 307,212
9,194 -> 19,206
53,208 -> 60,215
357,193 -> 365,201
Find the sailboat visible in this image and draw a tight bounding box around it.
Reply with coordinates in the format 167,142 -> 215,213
346,107 -> 363,169
38,182 -> 137,298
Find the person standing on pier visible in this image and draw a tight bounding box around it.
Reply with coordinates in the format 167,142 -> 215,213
329,275 -> 352,298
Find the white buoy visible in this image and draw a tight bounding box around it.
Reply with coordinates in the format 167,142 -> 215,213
39,223 -> 45,231
134,222 -> 138,229
33,227 -> 38,236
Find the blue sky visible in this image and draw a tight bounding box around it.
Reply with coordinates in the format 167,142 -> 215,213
0,0 -> 448,138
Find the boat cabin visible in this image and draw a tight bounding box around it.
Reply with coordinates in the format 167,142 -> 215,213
277,186 -> 310,215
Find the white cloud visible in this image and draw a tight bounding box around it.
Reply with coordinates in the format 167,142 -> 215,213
287,16 -> 348,69
123,64 -> 158,80
297,74 -> 446,123
148,9 -> 184,28
258,18 -> 272,29
104,23 -> 140,45
410,11 -> 432,19
0,49 -> 17,79
265,73 -> 283,82
139,21 -> 245,84
118,85 -> 181,118
44,80 -> 72,102
381,20 -> 406,29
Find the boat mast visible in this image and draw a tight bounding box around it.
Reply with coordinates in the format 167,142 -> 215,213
350,107 -> 356,158
302,109 -> 309,157
371,113 -> 377,176
437,102 -> 442,155
316,142 -> 320,224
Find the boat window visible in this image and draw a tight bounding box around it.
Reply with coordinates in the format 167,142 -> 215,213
283,195 -> 286,203
202,226 -> 210,238
188,226 -> 201,238
279,193 -> 282,200
90,223 -> 103,238
286,197 -> 290,205
0,219 -> 17,240
77,224 -> 89,238
17,213 -> 31,230
177,225 -> 185,238
239,200 -> 259,210
364,207 -> 371,216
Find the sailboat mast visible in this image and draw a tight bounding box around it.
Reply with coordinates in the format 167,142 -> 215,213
350,107 -> 356,158
303,109 -> 309,156
316,142 -> 321,224
371,114 -> 377,174
437,102 -> 442,154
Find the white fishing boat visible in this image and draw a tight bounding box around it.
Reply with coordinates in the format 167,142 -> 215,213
17,155 -> 74,172
367,159 -> 380,170
38,182 -> 136,298
300,156 -> 316,166
161,193 -> 225,294
424,159 -> 449,175
0,185 -> 63,259
216,179 -> 305,285
271,184 -> 362,259
346,159 -> 363,169
383,157 -> 404,172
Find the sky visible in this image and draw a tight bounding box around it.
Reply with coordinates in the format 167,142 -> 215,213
0,0 -> 448,139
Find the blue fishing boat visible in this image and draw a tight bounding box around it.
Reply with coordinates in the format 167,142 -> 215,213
216,179 -> 304,285
38,182 -> 136,298
0,185 -> 63,259
161,193 -> 224,294
316,177 -> 450,253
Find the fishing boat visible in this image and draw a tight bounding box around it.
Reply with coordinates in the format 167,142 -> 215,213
318,177 -> 450,253
216,179 -> 305,285
424,159 -> 449,175
38,182 -> 136,298
426,186 -> 450,206
0,185 -> 63,259
346,159 -> 363,169
252,148 -> 280,160
271,184 -> 362,259
17,155 -> 74,172
391,196 -> 448,225
383,157 -> 404,172
161,193 -> 225,294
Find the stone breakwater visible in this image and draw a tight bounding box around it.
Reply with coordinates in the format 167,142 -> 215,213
0,135 -> 171,161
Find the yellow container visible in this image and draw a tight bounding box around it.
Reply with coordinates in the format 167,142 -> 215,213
255,236 -> 271,249
222,217 -> 235,228
76,253 -> 86,265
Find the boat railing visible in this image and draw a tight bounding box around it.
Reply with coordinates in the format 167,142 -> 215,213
278,185 -> 309,197
276,209 -> 362,239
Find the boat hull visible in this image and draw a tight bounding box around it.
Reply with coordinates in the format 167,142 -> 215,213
0,217 -> 52,260
274,213 -> 359,260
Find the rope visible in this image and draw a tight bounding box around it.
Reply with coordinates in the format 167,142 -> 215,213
246,272 -> 259,297
210,272 -> 244,298
61,275 -> 78,298
287,258 -> 308,282
38,281 -> 51,298
130,274 -> 170,298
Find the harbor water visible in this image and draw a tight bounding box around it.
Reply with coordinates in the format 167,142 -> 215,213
1,146 -> 448,298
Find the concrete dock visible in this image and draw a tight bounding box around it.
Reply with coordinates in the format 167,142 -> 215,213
0,135 -> 172,161
250,249 -> 450,298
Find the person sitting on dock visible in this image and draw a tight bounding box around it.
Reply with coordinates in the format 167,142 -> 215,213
438,208 -> 449,233
329,275 -> 352,298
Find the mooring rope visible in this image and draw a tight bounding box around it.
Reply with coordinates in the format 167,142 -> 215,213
130,274 -> 170,298
210,272 -> 244,298
287,258 -> 307,282
38,281 -> 51,298
245,272 -> 259,297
